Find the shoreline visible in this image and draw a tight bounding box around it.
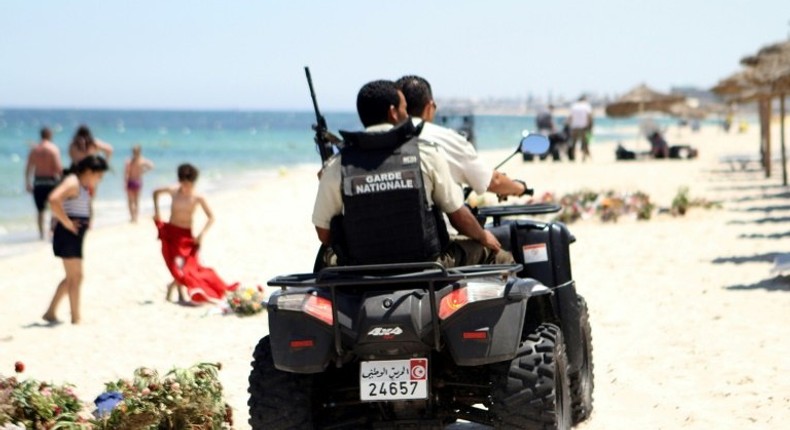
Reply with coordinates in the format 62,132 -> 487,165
0,161 -> 321,259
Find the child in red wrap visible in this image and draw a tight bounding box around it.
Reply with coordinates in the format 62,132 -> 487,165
152,163 -> 237,304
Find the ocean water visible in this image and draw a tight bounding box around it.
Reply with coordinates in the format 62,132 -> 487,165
0,108 -> 677,248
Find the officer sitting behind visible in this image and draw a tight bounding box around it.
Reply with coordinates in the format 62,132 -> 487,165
395,75 -> 529,199
312,80 -> 501,267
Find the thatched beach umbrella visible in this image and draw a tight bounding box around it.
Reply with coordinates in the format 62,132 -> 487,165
711,70 -> 761,101
667,101 -> 709,120
741,40 -> 790,184
710,40 -> 790,181
605,84 -> 686,118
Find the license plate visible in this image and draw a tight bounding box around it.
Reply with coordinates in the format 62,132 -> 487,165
359,358 -> 428,401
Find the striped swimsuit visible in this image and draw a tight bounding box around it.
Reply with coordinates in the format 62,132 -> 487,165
53,182 -> 92,258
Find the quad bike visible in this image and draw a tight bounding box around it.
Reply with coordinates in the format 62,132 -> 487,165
248,134 -> 594,429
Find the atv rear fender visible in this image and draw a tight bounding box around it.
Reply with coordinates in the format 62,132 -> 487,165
266,264 -> 552,372
441,277 -> 551,366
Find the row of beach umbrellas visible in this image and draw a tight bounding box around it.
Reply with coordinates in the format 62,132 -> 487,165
711,40 -> 790,184
604,83 -> 718,121
604,39 -> 790,184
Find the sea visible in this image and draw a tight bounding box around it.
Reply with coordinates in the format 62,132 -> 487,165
0,108 -> 692,253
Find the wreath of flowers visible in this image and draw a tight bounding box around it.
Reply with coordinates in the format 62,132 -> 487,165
226,286 -> 266,316
1,362 -> 232,429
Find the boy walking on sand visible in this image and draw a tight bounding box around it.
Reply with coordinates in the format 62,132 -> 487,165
153,163 -> 236,304
124,144 -> 154,222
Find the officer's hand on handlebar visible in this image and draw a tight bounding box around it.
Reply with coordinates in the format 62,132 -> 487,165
496,179 -> 532,202
480,230 -> 502,253
513,179 -> 533,197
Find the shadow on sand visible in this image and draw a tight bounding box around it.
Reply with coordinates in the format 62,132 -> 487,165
725,275 -> 790,292
727,216 -> 790,225
710,183 -> 786,192
739,231 -> 790,240
22,320 -> 64,329
712,252 -> 782,265
735,204 -> 790,213
730,191 -> 790,203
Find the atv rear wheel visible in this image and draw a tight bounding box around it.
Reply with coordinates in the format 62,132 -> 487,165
248,335 -> 315,429
489,323 -> 572,429
570,295 -> 594,424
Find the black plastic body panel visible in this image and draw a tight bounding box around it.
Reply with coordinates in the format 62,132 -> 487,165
509,220 -> 582,370
441,295 -> 527,366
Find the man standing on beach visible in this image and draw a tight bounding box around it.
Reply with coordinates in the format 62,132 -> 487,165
24,127 -> 63,239
313,80 -> 501,267
395,75 -> 529,200
568,95 -> 593,161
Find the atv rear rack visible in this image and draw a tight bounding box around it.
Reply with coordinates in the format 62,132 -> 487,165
267,262 -> 523,356
476,203 -> 562,226
268,262 -> 522,287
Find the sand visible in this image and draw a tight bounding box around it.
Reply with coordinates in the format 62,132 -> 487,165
1,124 -> 789,429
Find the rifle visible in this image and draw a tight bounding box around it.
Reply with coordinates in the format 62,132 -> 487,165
304,66 -> 340,163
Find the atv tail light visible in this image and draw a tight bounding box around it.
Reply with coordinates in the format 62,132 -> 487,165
303,294 -> 334,325
439,288 -> 469,319
462,331 -> 488,340
277,293 -> 334,325
438,280 -> 506,320
290,339 -> 315,349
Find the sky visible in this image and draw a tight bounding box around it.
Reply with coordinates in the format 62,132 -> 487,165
1,0 -> 789,111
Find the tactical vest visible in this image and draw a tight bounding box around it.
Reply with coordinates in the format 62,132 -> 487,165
338,121 -> 445,265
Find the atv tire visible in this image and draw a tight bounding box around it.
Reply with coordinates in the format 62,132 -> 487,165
490,323 -> 572,430
570,295 -> 594,424
248,335 -> 315,429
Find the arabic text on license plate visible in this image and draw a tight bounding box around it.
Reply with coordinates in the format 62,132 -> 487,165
359,358 -> 428,401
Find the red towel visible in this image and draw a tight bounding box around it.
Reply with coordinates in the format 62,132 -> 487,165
155,220 -> 238,303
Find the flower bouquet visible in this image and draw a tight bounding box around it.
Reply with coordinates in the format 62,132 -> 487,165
1,363 -> 88,429
91,363 -> 232,429
226,286 -> 266,316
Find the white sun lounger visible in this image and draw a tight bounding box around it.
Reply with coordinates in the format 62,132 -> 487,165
771,253 -> 790,275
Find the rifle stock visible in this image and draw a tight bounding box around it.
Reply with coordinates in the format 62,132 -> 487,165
304,66 -> 335,163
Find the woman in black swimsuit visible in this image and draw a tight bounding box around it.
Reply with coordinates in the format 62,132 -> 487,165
43,155 -> 109,324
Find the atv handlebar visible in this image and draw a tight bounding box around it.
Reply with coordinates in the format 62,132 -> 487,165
477,203 -> 562,227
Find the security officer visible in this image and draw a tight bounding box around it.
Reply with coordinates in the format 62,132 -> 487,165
395,75 -> 529,199
397,76 -> 584,375
312,80 -> 501,267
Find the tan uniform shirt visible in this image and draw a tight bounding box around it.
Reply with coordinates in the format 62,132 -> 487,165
312,123 -> 464,230
413,118 -> 493,195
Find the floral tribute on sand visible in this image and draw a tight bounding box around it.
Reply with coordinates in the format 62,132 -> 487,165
0,362 -> 232,430
225,286 -> 266,316
470,186 -> 719,224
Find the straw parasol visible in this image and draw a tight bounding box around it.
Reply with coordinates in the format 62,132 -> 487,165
717,40 -> 790,183
746,40 -> 790,185
711,69 -> 762,101
667,101 -> 710,120
604,84 -> 686,118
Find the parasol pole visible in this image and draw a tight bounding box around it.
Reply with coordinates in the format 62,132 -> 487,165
760,97 -> 772,177
781,93 -> 787,185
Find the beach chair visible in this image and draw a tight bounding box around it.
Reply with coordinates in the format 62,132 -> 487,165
719,154 -> 764,171
771,253 -> 790,275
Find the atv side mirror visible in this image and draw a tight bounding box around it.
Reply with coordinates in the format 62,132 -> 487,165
493,132 -> 552,170
519,133 -> 550,155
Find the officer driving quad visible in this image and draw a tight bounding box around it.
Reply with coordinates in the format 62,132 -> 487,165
248,139 -> 593,429
248,75 -> 593,429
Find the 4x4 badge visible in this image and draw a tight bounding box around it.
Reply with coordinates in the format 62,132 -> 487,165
368,327 -> 403,337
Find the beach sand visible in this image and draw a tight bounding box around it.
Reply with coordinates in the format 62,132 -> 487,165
1,125 -> 789,429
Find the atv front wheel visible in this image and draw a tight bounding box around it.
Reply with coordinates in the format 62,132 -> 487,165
248,335 -> 315,429
570,295 -> 594,424
489,323 -> 572,429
